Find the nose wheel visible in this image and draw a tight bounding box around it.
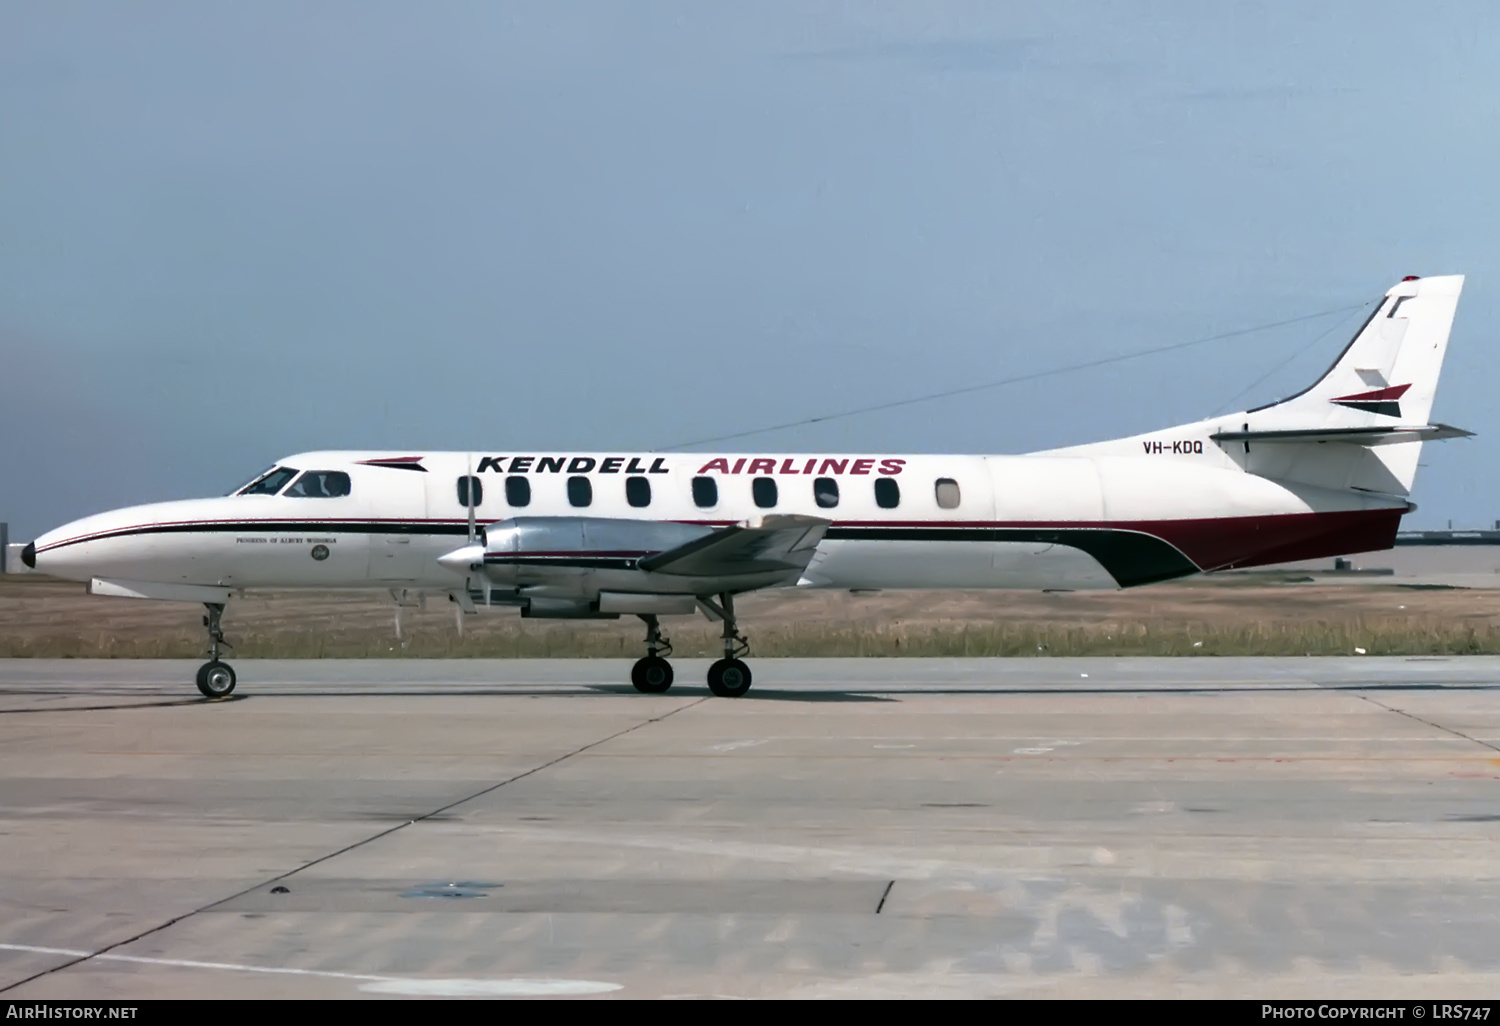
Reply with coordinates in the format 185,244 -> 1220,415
196,602 -> 237,699
196,660 -> 237,698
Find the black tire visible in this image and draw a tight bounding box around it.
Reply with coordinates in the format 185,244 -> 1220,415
631,656 -> 673,694
706,658 -> 752,697
196,660 -> 237,699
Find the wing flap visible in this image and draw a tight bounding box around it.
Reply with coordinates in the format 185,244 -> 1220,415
639,515 -> 830,579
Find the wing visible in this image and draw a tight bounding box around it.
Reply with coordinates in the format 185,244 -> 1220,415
638,514 -> 830,580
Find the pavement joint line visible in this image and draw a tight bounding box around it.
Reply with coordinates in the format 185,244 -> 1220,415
875,881 -> 895,913
1354,693 -> 1500,755
0,944 -> 618,996
0,695 -> 707,995
0,943 -> 389,983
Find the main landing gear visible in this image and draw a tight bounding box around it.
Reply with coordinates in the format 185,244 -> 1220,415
706,593 -> 752,698
631,615 -> 674,694
195,602 -> 237,699
628,596 -> 755,698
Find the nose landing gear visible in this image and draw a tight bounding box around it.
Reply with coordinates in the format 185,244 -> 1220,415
195,602 -> 237,699
631,614 -> 674,694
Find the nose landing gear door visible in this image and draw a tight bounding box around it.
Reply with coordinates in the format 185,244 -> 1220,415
362,460 -> 433,583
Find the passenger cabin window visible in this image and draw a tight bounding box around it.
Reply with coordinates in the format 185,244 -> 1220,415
457,475 -> 483,508
283,471 -> 352,498
752,476 -> 778,509
692,476 -> 718,508
626,476 -> 651,508
568,475 -> 593,508
505,475 -> 531,507
238,466 -> 297,496
813,477 -> 839,509
874,477 -> 900,509
935,478 -> 961,510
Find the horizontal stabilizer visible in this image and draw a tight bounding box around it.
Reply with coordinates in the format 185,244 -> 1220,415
639,514 -> 829,579
1209,423 -> 1473,447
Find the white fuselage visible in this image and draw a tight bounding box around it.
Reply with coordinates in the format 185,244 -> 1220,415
28,446 -> 1410,602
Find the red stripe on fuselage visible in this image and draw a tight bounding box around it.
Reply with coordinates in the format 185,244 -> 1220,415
1131,507 -> 1403,570
824,508 -> 1403,571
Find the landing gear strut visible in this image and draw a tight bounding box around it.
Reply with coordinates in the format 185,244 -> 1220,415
706,593 -> 752,698
195,602 -> 237,699
630,614 -> 674,694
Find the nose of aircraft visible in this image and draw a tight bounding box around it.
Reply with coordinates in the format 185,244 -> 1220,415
26,515 -> 108,580
28,497 -> 245,584
26,503 -> 176,582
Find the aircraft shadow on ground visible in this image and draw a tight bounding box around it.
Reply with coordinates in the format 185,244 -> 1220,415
0,696 -> 240,714
583,684 -> 895,703
3,682 -> 1498,713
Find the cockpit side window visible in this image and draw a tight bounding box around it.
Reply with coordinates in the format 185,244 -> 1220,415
238,466 -> 298,496
283,470 -> 352,498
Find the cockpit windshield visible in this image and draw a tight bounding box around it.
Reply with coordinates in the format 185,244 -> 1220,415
283,470 -> 352,498
236,466 -> 299,496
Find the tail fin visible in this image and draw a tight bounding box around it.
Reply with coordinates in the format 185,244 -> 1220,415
1230,274 -> 1466,496
1045,275 -> 1469,499
1250,274 -> 1463,428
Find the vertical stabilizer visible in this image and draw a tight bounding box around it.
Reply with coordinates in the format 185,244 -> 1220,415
1234,274 -> 1464,495
1043,275 -> 1468,498
1248,274 -> 1462,430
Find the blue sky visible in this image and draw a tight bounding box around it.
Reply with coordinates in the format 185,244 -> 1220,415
2,2 -> 1497,537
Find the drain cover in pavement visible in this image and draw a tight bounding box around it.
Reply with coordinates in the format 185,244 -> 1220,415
399,881 -> 502,899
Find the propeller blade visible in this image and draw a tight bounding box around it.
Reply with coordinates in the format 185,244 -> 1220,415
466,455 -> 477,543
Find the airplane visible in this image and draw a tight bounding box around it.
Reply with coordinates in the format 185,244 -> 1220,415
19,274 -> 1470,700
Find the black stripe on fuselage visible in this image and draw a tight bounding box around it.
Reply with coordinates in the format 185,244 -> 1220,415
474,527 -> 1196,586
38,520 -> 473,553
40,519 -> 1199,588
823,526 -> 1199,587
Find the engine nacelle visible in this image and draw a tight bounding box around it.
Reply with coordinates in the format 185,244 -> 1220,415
440,518 -> 713,573
481,517 -> 714,578
436,513 -> 826,613
438,517 -> 717,596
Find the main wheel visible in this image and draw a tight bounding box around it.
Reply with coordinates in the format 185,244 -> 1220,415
631,655 -> 674,694
706,658 -> 752,698
196,660 -> 237,699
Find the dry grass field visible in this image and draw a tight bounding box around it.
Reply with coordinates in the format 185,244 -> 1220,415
5,573 -> 1500,658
